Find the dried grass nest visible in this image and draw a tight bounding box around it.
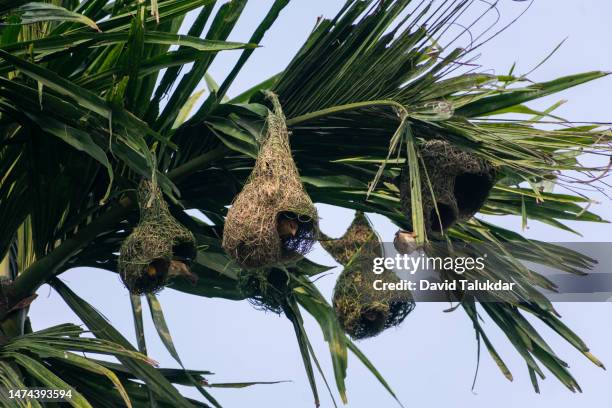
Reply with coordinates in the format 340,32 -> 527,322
118,180 -> 196,294
323,212 -> 414,339
400,139 -> 496,234
319,211 -> 375,265
333,253 -> 414,339
222,92 -> 318,268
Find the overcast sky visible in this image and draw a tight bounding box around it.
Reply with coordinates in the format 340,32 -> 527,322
31,1 -> 612,407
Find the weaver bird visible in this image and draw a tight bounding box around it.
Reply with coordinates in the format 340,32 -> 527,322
168,260 -> 197,285
145,265 -> 157,277
393,230 -> 419,254
144,258 -> 169,278
362,309 -> 386,333
364,310 -> 383,322
277,215 -> 299,238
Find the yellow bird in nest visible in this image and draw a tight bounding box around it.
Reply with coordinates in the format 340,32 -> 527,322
146,264 -> 158,277
145,258 -> 168,278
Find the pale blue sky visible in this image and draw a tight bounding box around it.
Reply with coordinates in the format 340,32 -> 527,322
30,1 -> 612,407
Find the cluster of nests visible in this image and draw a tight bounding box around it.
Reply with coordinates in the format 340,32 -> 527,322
324,138 -> 496,338
118,92 -> 496,341
217,95 -> 496,339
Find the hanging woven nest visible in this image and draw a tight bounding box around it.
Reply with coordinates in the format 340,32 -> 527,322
320,211 -> 377,265
222,92 -> 318,268
322,212 -> 414,339
118,180 -> 197,294
333,254 -> 414,339
400,139 -> 496,235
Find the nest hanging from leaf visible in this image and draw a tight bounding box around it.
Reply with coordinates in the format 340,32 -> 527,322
400,139 -> 495,235
222,92 -> 318,268
118,180 -> 197,295
322,212 -> 414,339
319,211 -> 377,265
333,253 -> 414,340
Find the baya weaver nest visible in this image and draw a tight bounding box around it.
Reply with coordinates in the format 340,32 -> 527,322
222,92 -> 318,268
323,212 -> 415,339
236,267 -> 294,314
118,180 -> 197,294
320,211 -> 376,265
400,139 -> 495,235
333,251 -> 415,340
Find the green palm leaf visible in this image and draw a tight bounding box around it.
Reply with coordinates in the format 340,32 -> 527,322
0,0 -> 610,406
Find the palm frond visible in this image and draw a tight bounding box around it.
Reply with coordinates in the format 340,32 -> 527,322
0,0 -> 609,405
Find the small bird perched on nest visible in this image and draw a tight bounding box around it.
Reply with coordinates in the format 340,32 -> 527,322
393,230 -> 419,254
144,258 -> 197,285
277,213 -> 299,238
168,260 -> 198,285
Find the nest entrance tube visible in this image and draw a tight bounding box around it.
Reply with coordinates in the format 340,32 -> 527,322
454,172 -> 495,216
118,180 -> 197,295
400,139 -> 496,235
222,92 -> 318,268
278,211 -> 316,258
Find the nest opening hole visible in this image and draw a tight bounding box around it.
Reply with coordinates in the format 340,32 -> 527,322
360,308 -> 387,334
454,172 -> 493,215
125,257 -> 170,295
277,211 -> 316,256
146,257 -> 170,277
430,203 -> 457,232
172,241 -> 197,265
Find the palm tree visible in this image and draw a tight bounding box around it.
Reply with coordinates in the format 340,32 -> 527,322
0,0 -> 609,406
